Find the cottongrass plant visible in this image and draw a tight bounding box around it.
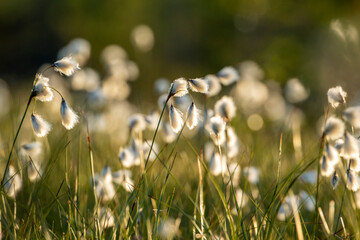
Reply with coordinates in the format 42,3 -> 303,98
1,56 -> 80,192
4,43 -> 360,239
60,98 -> 80,130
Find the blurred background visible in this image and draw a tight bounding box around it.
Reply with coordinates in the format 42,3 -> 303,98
1,0 -> 360,105
1,2 -> 360,237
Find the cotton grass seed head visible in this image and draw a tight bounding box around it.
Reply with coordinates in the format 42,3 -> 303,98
325,143 -> 339,165
32,74 -> 53,102
70,67 -> 100,92
143,141 -> 159,162
101,166 -> 113,183
96,178 -> 116,202
54,56 -> 80,76
60,98 -> 79,130
346,169 -> 360,191
210,131 -> 226,146
226,126 -> 238,147
169,105 -> 184,133
235,188 -> 248,208
5,165 -> 22,198
233,78 -> 269,114
169,78 -> 188,97
204,74 -> 221,97
214,96 -> 236,121
284,78 -> 309,103
158,218 -> 180,239
112,169 -> 134,192
31,114 -> 52,137
58,38 -> 91,67
93,166 -> 116,202
206,115 -> 226,138
300,170 -> 317,184
119,147 -> 136,168
324,117 -> 345,140
227,142 -> 239,159
238,60 -> 264,80
28,161 -> 42,182
188,78 -> 208,94
320,155 -> 334,177
130,139 -> 141,165
327,86 -> 347,108
145,111 -> 160,131
343,106 -> 360,129
18,142 -> 43,163
243,166 -> 259,184
98,208 -> 115,231
349,157 -> 360,172
186,102 -> 200,130
217,66 -> 239,86
161,122 -> 177,143
128,114 -> 146,133
343,132 -> 359,159
298,191 -> 315,212
209,151 -> 226,176
154,78 -> 170,95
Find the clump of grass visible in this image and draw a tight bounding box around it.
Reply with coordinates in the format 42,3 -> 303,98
2,34 -> 360,240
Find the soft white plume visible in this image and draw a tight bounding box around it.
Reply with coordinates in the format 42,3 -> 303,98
60,98 -> 79,130
324,117 -> 345,140
214,96 -> 236,121
188,78 -> 208,93
31,114 -> 52,137
32,74 -> 53,102
186,102 -> 200,130
169,105 -> 184,133
169,78 -> 188,97
54,56 -> 80,76
327,86 -> 347,108
217,66 -> 239,86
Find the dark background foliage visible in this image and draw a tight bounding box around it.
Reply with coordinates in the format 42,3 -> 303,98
1,0 -> 359,101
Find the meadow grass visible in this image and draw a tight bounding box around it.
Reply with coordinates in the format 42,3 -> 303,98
0,47 -> 359,240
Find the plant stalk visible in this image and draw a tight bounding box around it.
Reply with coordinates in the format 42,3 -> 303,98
1,93 -> 33,189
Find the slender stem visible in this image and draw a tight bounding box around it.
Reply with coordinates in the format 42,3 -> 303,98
277,132 -> 283,179
1,93 -> 33,189
313,106 -> 329,237
80,110 -> 98,207
65,140 -> 70,189
144,94 -> 170,169
335,160 -> 351,233
138,131 -> 144,172
217,135 -> 228,235
88,134 -> 98,207
49,86 -> 64,99
13,197 -> 16,239
197,157 -> 204,239
39,65 -> 54,75
313,132 -> 325,237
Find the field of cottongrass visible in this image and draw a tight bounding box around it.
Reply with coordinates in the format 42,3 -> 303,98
1,21 -> 360,239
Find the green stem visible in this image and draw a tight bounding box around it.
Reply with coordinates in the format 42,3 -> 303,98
80,110 -> 98,207
1,93 -> 33,189
313,106 -> 329,237
49,86 -> 64,99
313,132 -> 325,238
144,94 -> 170,169
335,160 -> 351,234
